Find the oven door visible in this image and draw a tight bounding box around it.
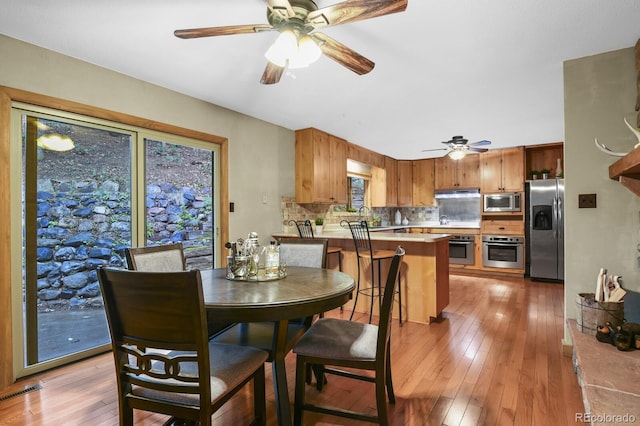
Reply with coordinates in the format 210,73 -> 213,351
482,240 -> 524,269
449,238 -> 475,265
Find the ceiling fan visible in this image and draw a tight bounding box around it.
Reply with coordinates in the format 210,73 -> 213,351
422,136 -> 491,160
173,0 -> 408,84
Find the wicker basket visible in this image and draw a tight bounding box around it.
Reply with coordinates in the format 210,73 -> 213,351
575,293 -> 624,335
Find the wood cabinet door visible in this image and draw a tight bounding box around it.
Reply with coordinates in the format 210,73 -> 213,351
456,155 -> 480,188
434,156 -> 456,189
397,160 -> 413,206
412,159 -> 435,206
329,135 -> 347,203
310,130 -> 333,202
501,147 -> 524,192
385,156 -> 398,207
480,150 -> 503,192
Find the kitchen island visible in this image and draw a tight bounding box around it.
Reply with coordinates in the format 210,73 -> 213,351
273,230 -> 451,324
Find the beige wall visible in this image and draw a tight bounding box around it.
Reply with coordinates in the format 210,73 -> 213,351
0,34 -> 295,388
0,34 -> 296,241
564,46 -> 640,341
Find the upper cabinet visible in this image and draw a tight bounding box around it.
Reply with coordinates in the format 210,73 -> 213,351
295,128 -> 347,204
412,159 -> 435,206
347,143 -> 385,169
397,160 -> 413,206
434,155 -> 480,190
384,156 -> 399,207
525,142 -> 564,180
480,147 -> 524,193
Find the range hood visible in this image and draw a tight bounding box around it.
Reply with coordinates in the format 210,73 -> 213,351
434,189 -> 481,199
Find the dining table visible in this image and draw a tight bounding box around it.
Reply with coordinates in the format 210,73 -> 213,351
200,266 -> 355,426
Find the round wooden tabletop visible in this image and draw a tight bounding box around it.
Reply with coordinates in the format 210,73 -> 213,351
200,267 -> 354,322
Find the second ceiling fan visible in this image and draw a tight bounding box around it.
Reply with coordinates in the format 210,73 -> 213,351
422,136 -> 491,160
174,0 -> 408,84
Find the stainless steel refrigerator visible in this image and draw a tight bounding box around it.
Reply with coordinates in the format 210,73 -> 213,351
526,179 -> 564,281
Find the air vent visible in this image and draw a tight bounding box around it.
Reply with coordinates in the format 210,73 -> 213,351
0,383 -> 42,401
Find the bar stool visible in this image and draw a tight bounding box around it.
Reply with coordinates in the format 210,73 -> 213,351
289,219 -> 343,272
343,220 -> 402,325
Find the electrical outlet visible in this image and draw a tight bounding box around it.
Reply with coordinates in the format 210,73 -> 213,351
578,193 -> 596,208
262,194 -> 268,204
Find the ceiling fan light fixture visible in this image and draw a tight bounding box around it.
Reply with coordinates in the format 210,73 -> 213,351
288,35 -> 321,69
265,31 -> 321,69
448,148 -> 466,160
265,30 -> 298,67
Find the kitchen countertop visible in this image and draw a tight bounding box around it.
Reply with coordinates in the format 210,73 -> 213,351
273,230 -> 452,243
368,221 -> 480,230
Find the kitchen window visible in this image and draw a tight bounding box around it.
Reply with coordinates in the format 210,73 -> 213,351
347,159 -> 372,210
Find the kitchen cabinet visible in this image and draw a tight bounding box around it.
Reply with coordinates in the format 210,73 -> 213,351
295,128 -> 347,204
480,147 -> 524,193
397,160 -> 413,206
384,156 -> 398,207
347,143 -> 385,169
434,155 -> 480,190
412,159 -> 435,206
525,142 -> 564,180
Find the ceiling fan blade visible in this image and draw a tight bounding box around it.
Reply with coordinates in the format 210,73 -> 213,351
260,61 -> 285,85
468,147 -> 489,153
174,24 -> 274,39
307,0 -> 408,29
310,33 -> 374,75
469,140 -> 491,147
421,148 -> 448,152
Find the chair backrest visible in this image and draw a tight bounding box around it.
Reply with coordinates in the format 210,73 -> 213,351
97,267 -> 213,417
278,238 -> 328,268
376,246 -> 405,358
289,219 -> 315,239
125,242 -> 186,272
343,220 -> 373,257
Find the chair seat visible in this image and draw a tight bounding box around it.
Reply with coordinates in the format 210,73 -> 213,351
293,318 -> 378,362
134,342 -> 268,406
357,249 -> 396,261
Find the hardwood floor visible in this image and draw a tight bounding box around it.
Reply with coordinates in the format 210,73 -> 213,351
0,274 -> 584,425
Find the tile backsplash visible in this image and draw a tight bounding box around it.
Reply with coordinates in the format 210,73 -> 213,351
280,196 -> 438,232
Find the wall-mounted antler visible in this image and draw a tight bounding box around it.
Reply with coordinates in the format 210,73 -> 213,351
594,117 -> 640,157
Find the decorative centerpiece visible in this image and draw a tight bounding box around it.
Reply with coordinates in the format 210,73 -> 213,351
225,232 -> 286,281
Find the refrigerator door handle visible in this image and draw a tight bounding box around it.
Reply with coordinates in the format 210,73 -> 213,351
552,197 -> 558,238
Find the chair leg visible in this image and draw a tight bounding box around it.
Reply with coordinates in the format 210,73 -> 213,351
375,368 -> 390,426
349,257 -> 362,321
385,344 -> 395,403
368,260 -> 376,324
294,357 -> 307,426
397,267 -> 402,326
254,366 -> 267,426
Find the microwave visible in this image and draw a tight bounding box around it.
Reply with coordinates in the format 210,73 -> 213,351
483,192 -> 521,212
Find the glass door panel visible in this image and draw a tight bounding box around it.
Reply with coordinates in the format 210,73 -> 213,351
144,139 -> 215,270
21,113 -> 132,366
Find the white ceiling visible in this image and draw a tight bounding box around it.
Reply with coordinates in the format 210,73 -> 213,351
1,0 -> 639,159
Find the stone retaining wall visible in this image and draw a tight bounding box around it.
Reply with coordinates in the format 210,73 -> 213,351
35,178 -> 213,311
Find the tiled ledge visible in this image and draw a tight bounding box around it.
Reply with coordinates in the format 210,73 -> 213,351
568,319 -> 640,425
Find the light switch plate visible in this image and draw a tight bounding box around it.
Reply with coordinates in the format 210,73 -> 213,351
578,193 -> 596,208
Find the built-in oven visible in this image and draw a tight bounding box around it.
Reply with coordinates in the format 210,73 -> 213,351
449,235 -> 475,265
482,235 -> 524,269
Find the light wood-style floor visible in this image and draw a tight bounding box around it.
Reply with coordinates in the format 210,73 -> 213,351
0,274 -> 584,425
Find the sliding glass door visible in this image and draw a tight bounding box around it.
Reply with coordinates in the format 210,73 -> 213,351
12,105 -> 219,376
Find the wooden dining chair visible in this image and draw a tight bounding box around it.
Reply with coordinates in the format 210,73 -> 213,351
125,242 -> 234,339
289,219 -> 343,272
292,246 -> 405,426
124,242 -> 186,272
97,267 -> 268,426
211,238 -> 329,398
